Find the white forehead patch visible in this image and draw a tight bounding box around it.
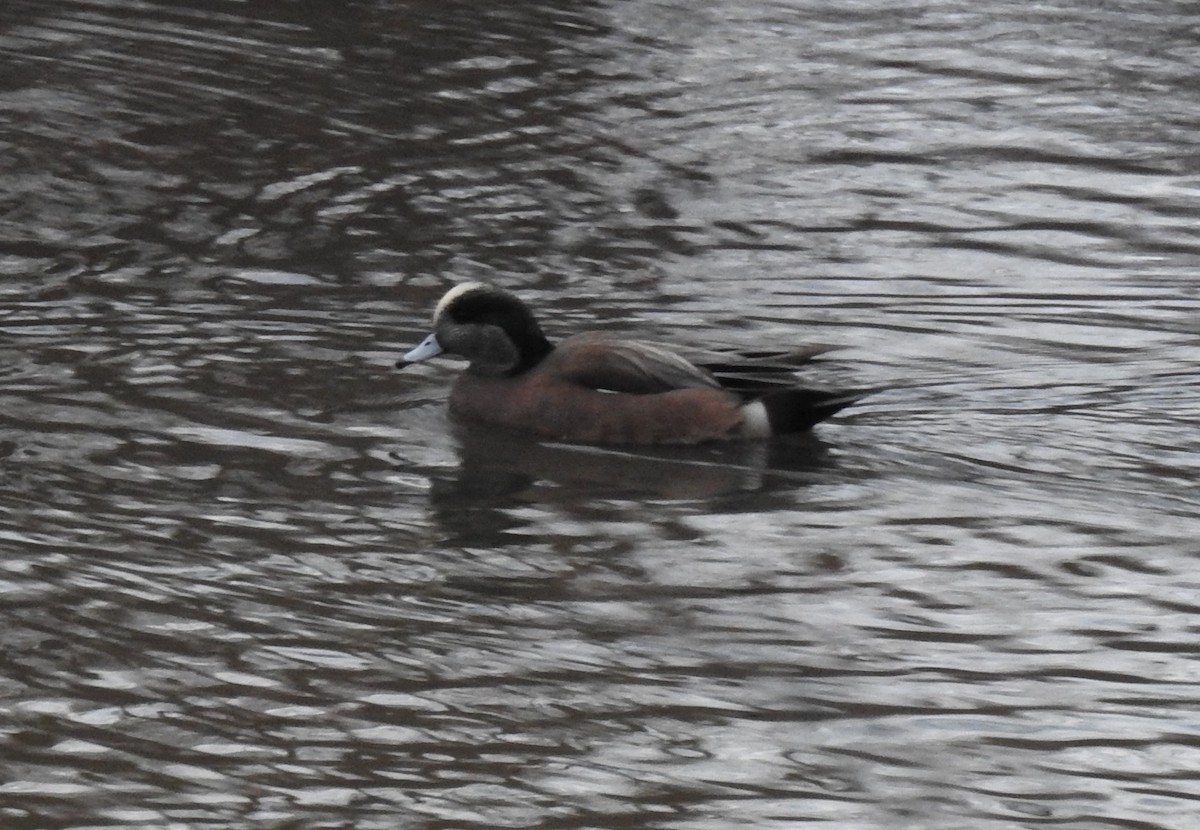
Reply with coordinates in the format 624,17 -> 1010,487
433,281 -> 487,324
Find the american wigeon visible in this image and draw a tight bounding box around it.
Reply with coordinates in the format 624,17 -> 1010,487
400,282 -> 865,445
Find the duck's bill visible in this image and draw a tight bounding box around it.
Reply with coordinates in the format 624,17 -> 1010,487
399,333 -> 443,366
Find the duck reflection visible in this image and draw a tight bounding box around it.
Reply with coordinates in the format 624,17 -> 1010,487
431,420 -> 837,504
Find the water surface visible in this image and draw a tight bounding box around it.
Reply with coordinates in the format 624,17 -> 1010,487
3,1 -> 1200,828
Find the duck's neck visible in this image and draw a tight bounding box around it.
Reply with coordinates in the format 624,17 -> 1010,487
509,334 -> 554,375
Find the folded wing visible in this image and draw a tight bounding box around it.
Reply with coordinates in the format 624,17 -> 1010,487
551,334 -> 724,394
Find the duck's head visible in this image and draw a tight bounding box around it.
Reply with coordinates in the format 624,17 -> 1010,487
400,282 -> 554,376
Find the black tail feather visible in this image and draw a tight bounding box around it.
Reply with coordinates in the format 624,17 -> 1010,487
700,345 -> 837,399
760,388 -> 871,434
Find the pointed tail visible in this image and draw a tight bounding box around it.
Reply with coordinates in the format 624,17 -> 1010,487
757,387 -> 872,434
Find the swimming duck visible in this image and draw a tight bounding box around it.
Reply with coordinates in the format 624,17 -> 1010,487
400,282 -> 864,445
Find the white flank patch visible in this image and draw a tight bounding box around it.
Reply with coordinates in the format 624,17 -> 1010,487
740,400 -> 771,438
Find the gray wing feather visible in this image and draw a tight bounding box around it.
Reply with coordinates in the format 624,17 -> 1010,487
555,336 -> 722,394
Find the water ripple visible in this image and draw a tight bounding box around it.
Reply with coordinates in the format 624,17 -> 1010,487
4,1 -> 1200,829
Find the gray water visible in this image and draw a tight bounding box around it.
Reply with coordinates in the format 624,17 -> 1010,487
3,1 -> 1200,828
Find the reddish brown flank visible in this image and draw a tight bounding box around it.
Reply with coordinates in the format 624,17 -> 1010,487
450,372 -> 743,444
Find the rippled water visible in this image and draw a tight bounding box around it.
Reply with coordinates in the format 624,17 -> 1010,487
3,1 -> 1200,828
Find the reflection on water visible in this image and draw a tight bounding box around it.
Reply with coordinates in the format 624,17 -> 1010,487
439,422 -> 836,498
4,0 -> 1200,828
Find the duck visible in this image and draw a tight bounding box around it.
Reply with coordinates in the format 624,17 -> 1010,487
399,282 -> 865,445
